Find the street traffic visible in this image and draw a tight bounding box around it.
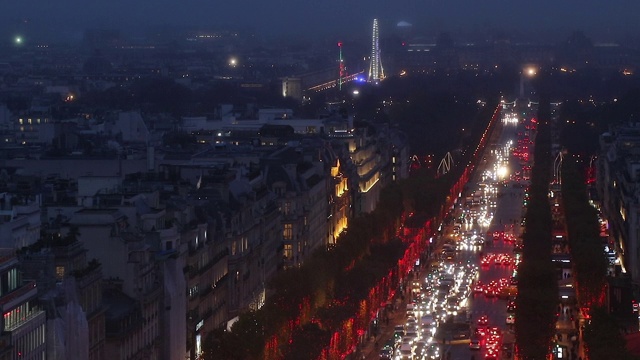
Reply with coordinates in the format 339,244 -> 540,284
378,104 -> 535,360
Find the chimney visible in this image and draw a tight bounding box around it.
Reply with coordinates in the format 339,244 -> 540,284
147,146 -> 155,171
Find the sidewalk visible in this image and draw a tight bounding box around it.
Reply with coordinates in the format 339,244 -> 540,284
554,308 -> 583,360
361,296 -> 408,360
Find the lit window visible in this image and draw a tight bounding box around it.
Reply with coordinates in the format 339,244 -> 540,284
56,266 -> 65,280
283,223 -> 293,240
189,285 -> 199,298
284,244 -> 293,259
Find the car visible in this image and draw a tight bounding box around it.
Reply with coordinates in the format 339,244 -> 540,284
383,338 -> 395,349
406,303 -> 416,317
396,343 -> 412,360
405,324 -> 419,334
393,325 -> 404,342
405,330 -> 419,342
425,344 -> 441,359
446,296 -> 459,310
413,340 -> 427,358
452,329 -> 471,340
499,286 -> 518,299
474,327 -> 486,338
485,286 -> 498,297
411,280 -> 421,294
442,243 -> 455,252
477,315 -> 489,327
420,315 -> 436,333
506,301 -> 516,313
401,336 -> 415,346
480,256 -> 492,267
506,314 -> 515,325
378,346 -> 393,360
444,251 -> 455,262
469,337 -> 482,350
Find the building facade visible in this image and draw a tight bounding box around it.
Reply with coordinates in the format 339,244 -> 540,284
0,250 -> 47,360
597,124 -> 640,282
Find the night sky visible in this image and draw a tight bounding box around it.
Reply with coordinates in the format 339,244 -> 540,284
2,1 -> 640,42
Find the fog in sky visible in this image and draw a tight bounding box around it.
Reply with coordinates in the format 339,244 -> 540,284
2,0 -> 640,43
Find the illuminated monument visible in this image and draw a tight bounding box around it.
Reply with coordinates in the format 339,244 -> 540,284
368,19 -> 384,83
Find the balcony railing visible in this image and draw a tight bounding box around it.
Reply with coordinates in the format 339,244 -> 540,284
0,281 -> 36,308
5,309 -> 45,332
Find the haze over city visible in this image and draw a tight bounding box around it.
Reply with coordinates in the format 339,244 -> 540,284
2,0 -> 640,359
2,0 -> 640,42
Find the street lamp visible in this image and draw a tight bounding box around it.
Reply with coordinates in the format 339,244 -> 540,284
520,65 -> 537,99
497,166 -> 508,180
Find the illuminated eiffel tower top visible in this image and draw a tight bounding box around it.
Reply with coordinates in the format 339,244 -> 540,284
368,19 -> 384,83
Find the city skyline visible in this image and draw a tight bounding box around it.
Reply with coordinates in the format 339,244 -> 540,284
2,1 -> 640,44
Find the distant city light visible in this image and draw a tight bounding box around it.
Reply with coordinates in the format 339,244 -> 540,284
14,36 -> 22,44
229,57 -> 238,67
